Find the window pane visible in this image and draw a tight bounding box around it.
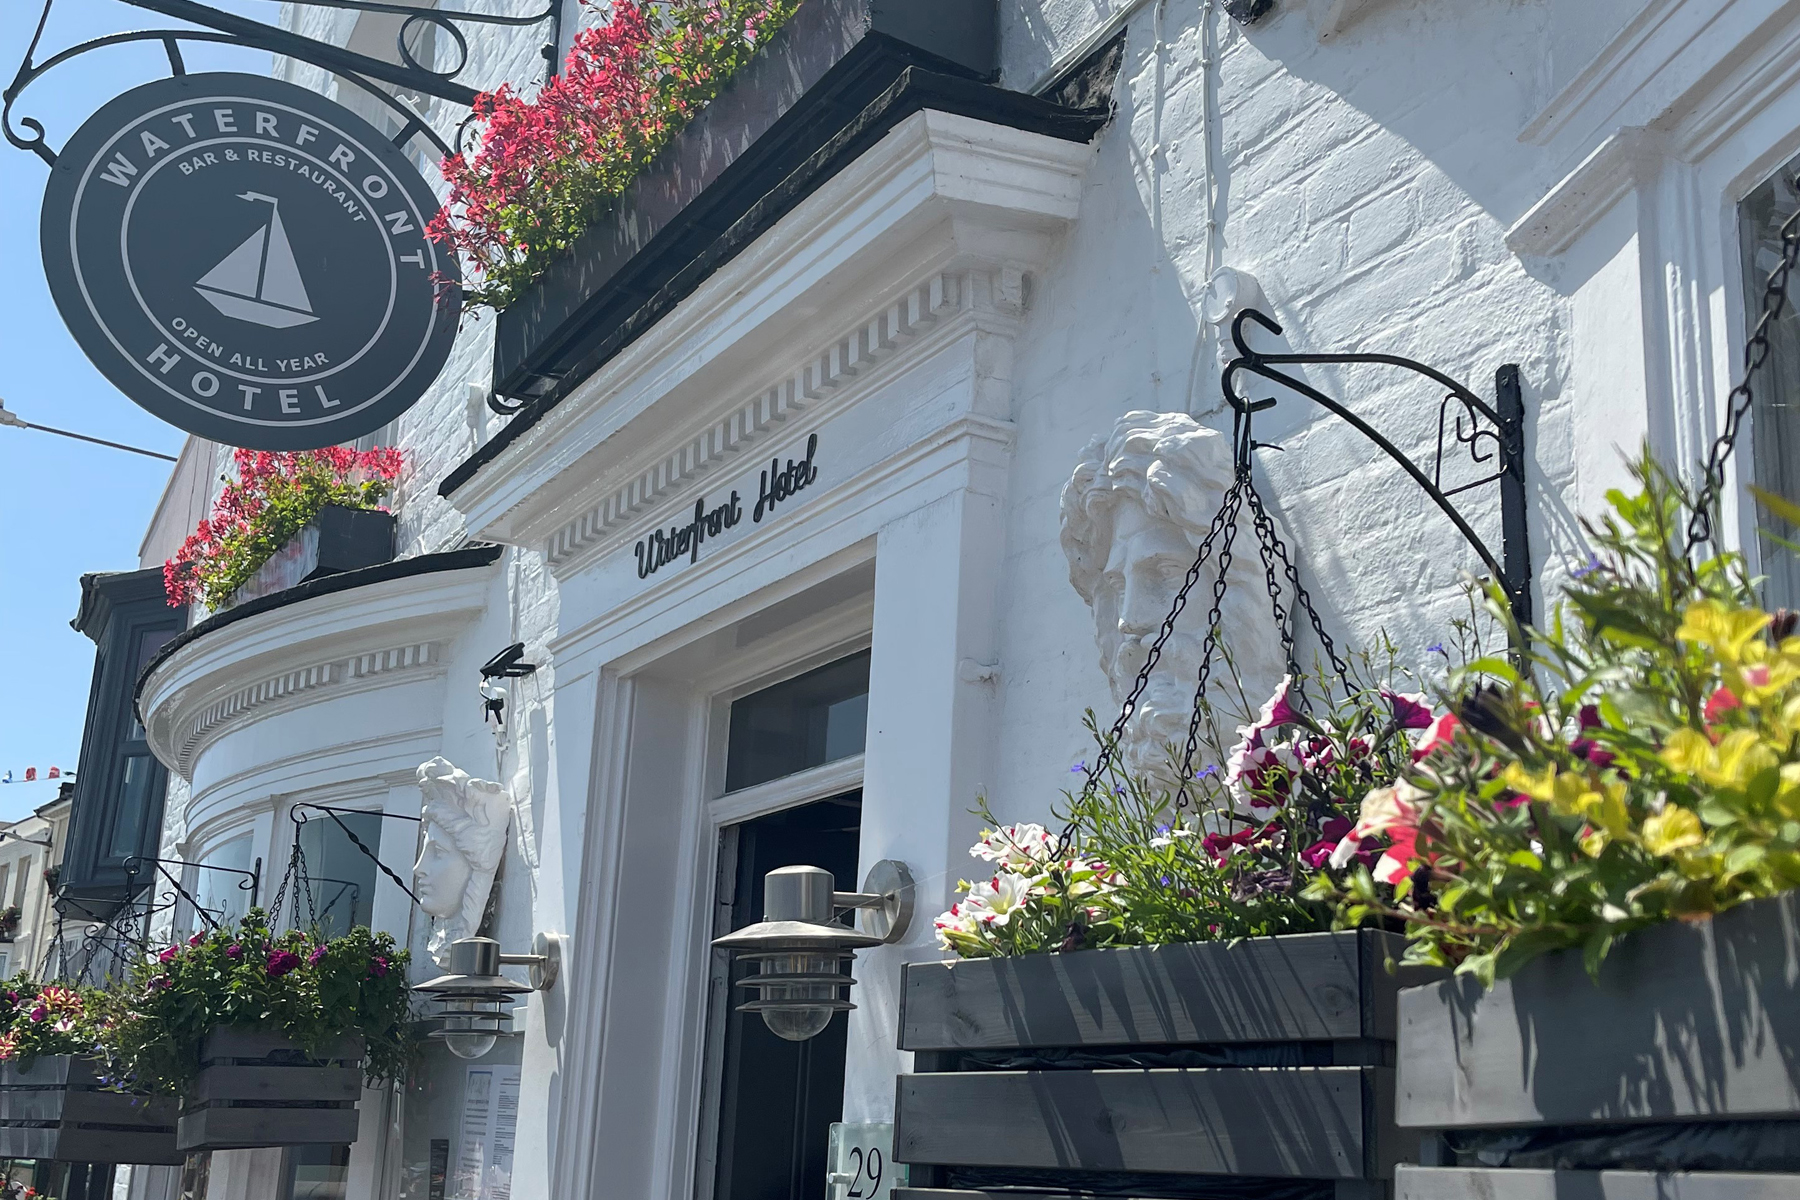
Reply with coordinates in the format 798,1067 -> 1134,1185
295,811 -> 382,937
286,1143 -> 350,1200
1741,159 -> 1800,608
126,627 -> 178,740
108,755 -> 158,858
725,651 -> 871,792
194,835 -> 255,931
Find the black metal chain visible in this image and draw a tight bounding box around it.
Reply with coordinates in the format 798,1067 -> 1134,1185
1171,483 -> 1244,811
1245,481 -> 1348,679
1685,203 -> 1800,556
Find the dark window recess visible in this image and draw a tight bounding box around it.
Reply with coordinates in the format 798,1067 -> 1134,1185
1741,156 -> 1800,608
709,793 -> 862,1200
725,652 -> 870,792
61,568 -> 184,911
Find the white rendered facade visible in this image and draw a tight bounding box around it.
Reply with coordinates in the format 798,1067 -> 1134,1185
121,2 -> 1800,1197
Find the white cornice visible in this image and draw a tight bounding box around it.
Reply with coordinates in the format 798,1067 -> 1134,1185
1508,0 -> 1800,258
1506,126 -> 1666,258
543,271 -> 977,569
140,564 -> 495,780
445,108 -> 1093,548
1521,0 -> 1797,159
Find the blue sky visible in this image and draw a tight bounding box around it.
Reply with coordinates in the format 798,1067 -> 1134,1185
0,3 -> 268,822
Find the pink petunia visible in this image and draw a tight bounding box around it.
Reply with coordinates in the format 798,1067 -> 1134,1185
1382,690 -> 1435,730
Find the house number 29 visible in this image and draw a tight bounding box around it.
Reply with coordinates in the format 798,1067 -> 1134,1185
845,1147 -> 882,1197
827,1122 -> 902,1200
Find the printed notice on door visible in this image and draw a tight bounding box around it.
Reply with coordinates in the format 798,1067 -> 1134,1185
453,1065 -> 521,1200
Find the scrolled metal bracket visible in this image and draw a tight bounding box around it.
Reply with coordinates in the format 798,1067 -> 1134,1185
1221,308 -> 1533,630
5,0 -> 560,167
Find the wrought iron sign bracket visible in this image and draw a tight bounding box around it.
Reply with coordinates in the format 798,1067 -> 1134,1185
1221,308 -> 1533,628
121,852 -> 262,929
289,801 -> 423,906
6,0 -> 559,166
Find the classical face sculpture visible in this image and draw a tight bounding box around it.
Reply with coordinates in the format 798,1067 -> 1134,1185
414,756 -> 512,967
1060,411 -> 1288,787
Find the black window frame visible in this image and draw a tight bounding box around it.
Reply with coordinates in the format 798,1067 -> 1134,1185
62,568 -> 185,905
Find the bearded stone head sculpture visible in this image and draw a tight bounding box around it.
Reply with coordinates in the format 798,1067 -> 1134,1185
1060,411 -> 1288,789
414,756 -> 512,968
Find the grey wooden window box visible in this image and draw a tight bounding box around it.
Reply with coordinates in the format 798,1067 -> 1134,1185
176,1029 -> 364,1152
1395,893 -> 1800,1200
223,505 -> 396,611
894,931 -> 1440,1200
0,1055 -> 181,1165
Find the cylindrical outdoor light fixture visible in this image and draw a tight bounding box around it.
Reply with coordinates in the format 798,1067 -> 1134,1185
414,933 -> 561,1060
711,859 -> 913,1042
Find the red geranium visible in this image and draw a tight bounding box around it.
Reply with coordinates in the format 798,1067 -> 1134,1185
430,0 -> 800,311
164,446 -> 403,609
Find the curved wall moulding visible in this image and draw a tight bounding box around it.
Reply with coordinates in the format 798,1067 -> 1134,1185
139,554 -> 499,784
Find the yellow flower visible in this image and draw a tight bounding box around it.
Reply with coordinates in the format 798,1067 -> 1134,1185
1501,762 -> 1559,802
1676,600 -> 1770,666
1662,728 -> 1780,790
1661,728 -> 1714,776
1715,729 -> 1780,786
1571,781 -> 1632,839
1642,805 -> 1705,856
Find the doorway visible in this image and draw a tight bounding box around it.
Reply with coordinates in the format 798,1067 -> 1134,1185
708,792 -> 861,1200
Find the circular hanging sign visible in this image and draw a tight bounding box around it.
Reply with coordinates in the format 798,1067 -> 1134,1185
40,72 -> 461,450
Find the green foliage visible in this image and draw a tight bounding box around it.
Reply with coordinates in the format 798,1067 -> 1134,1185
106,910 -> 412,1095
1310,454 -> 1800,984
937,647 -> 1445,958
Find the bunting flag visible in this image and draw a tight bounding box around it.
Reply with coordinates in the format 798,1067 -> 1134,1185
0,768 -> 72,784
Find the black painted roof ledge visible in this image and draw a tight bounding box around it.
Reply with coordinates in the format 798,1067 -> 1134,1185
133,543 -> 505,716
438,0 -> 1115,500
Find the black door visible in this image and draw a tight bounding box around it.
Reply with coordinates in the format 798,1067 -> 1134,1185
710,793 -> 861,1200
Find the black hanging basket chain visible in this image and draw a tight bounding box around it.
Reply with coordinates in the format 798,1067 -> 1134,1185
1244,481 -> 1349,681
1065,304 -> 1536,841
1686,203 -> 1800,557
1169,482 -> 1245,812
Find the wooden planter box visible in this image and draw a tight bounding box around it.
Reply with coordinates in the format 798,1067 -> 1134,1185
0,1056 -> 181,1165
225,505 -> 395,609
177,1030 -> 364,1152
1395,893 -> 1800,1200
895,931 -> 1439,1200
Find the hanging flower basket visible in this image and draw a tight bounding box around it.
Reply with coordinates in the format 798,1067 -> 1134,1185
176,1029 -> 364,1153
105,912 -> 410,1153
1395,891 -> 1800,1193
0,1056 -> 181,1166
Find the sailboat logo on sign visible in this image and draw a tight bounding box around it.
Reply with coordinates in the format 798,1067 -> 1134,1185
194,193 -> 318,329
